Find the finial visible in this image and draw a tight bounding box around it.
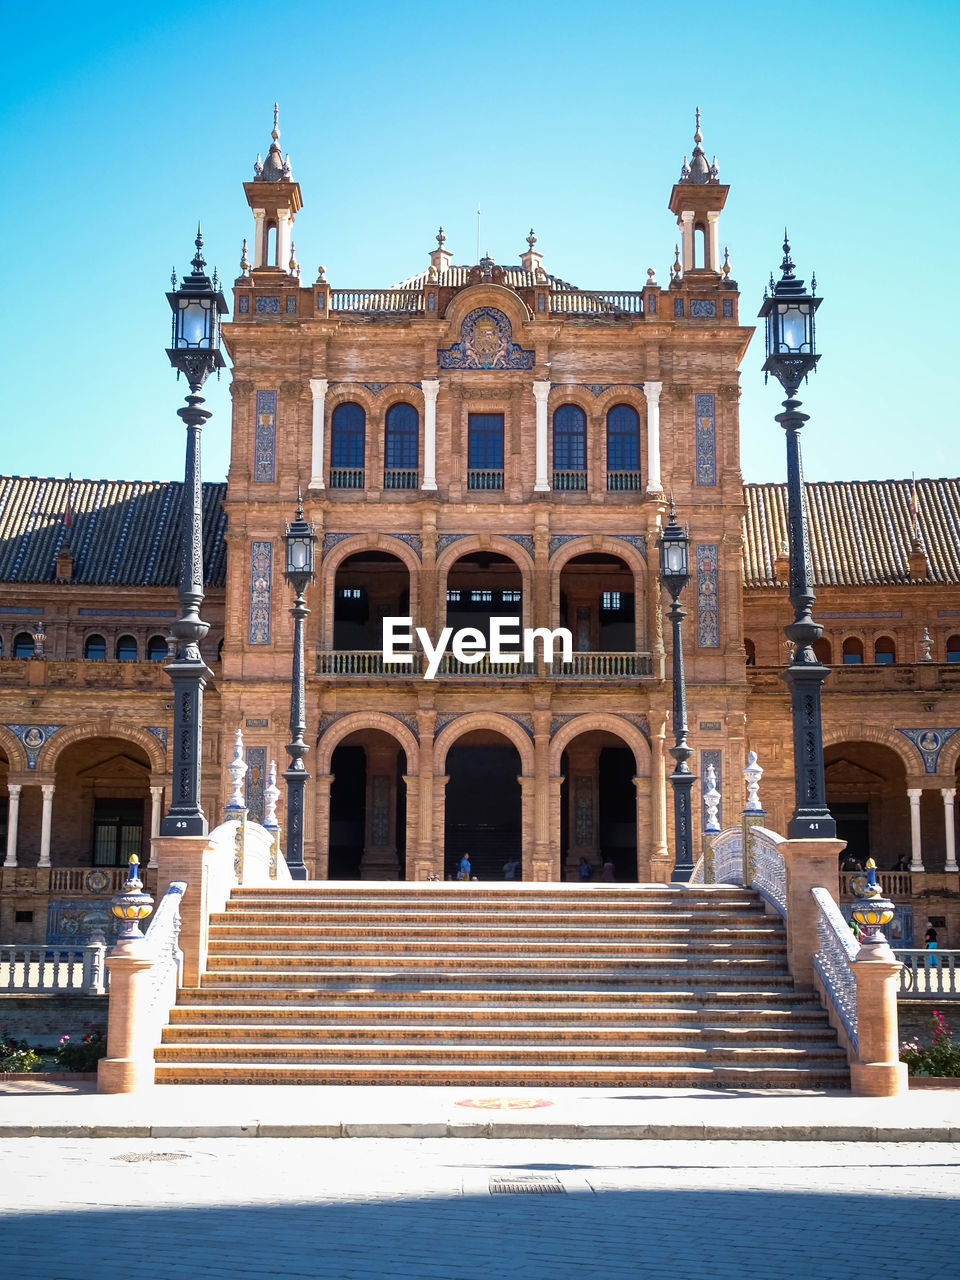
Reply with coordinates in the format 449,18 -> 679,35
710,155 -> 719,179
673,243 -> 682,276
272,102 -> 280,141
721,246 -> 731,279
212,267 -> 220,291
527,227 -> 537,249
295,484 -> 304,520
289,240 -> 300,277
240,238 -> 251,276
254,152 -> 263,178
436,225 -> 446,247
743,750 -> 764,813
191,223 -> 205,274
703,763 -> 721,834
263,760 -> 280,831
694,106 -> 702,144
282,153 -> 292,179
317,264 -> 327,282
779,228 -> 795,278
920,627 -> 933,662
811,270 -> 817,293
679,155 -> 691,181
224,728 -> 248,812
647,266 -> 657,286
171,266 -> 178,290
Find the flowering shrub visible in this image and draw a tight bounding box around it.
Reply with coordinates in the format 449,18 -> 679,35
54,1027 -> 107,1073
900,1010 -> 960,1077
0,1030 -> 42,1074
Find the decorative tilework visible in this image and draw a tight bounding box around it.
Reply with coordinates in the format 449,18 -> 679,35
146,726 -> 168,751
391,532 -> 423,560
285,295 -> 297,314
238,295 -> 250,314
317,713 -> 347,742
360,382 -> 392,395
5,724 -> 63,770
388,712 -> 420,744
696,544 -> 720,648
248,541 -> 273,645
691,299 -> 717,318
897,728 -> 959,774
722,298 -> 734,318
244,747 -> 267,822
321,532 -> 357,559
700,748 -> 722,831
695,392 -> 717,487
618,534 -> 648,561
581,384 -> 610,397
78,608 -> 176,617
254,390 -> 277,483
434,713 -> 460,735
549,714 -> 577,737
255,296 -> 280,313
549,534 -> 581,558
648,294 -> 657,315
505,534 -> 535,557
45,899 -> 121,946
504,713 -> 535,739
437,307 -> 534,370
674,298 -> 684,317
620,713 -> 651,744
436,533 -> 470,555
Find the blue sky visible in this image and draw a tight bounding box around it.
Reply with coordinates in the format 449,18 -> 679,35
2,0 -> 956,485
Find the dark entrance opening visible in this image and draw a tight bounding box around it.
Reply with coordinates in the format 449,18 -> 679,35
598,746 -> 637,882
329,744 -> 365,879
832,802 -> 870,866
445,737 -> 521,879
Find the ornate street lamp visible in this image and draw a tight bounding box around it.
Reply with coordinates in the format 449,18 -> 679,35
758,233 -> 835,840
283,492 -> 316,880
658,501 -> 696,882
159,227 -> 227,837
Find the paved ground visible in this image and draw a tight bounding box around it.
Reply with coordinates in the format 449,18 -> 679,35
3,1136 -> 958,1279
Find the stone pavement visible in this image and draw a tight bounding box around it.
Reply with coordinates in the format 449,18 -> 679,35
1,1078 -> 959,1139
2,1136 -> 957,1279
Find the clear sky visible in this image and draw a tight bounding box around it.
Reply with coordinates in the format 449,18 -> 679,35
2,0 -> 956,487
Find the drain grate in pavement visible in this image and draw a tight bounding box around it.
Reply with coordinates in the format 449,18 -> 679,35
112,1153 -> 191,1163
489,1175 -> 565,1195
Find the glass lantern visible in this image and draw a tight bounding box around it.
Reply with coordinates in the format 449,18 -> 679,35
658,506 -> 690,593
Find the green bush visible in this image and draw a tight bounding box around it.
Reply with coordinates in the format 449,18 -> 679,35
0,1030 -> 42,1074
54,1028 -> 107,1073
900,1010 -> 960,1077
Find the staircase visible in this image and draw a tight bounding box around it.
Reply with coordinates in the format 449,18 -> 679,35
154,884 -> 849,1088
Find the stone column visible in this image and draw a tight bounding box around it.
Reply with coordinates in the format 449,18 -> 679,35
38,784 -> 55,868
943,788 -> 958,873
781,837 -> 845,987
642,381 -> 663,495
309,378 -> 328,490
252,209 -> 266,268
3,784 -> 21,867
518,776 -> 541,880
147,786 -> 163,869
680,210 -> 695,272
850,944 -> 909,1097
706,211 -> 721,272
907,787 -> 924,872
313,774 -> 333,881
421,378 -> 439,491
97,936 -> 157,1093
547,775 -> 564,881
276,209 -> 292,271
650,717 -> 671,882
634,775 -> 652,882
532,380 -> 550,493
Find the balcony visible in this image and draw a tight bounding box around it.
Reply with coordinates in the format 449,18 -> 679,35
330,468 -> 364,490
467,469 -> 504,491
0,658 -> 170,691
553,470 -> 587,491
747,662 -> 960,694
606,471 -> 643,492
383,469 -> 418,490
316,650 -> 653,680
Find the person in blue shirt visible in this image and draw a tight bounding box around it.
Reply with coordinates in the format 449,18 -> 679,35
458,854 -> 472,880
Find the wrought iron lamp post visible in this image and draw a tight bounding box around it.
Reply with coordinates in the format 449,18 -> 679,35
159,227 -> 227,837
658,501 -> 696,882
283,493 -> 316,880
758,233 -> 835,839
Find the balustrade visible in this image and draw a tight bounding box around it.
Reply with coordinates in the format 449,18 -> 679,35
329,289 -> 422,312
606,471 -> 644,491
812,887 -> 860,1053
840,870 -> 913,897
553,470 -> 587,491
383,468 -> 418,490
329,468 -> 364,489
316,649 -> 652,678
549,290 -> 644,314
1,941 -> 108,994
466,469 -> 504,490
895,948 -> 960,998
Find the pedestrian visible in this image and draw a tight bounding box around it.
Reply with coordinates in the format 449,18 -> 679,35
601,858 -> 615,883
925,920 -> 939,970
894,853 -> 910,872
578,856 -> 592,882
502,856 -> 520,880
458,853 -> 472,881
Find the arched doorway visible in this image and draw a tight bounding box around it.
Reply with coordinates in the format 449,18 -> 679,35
559,553 -> 636,652
446,552 -> 522,647
444,730 -> 521,879
333,551 -> 410,651
328,729 -> 407,879
823,741 -> 909,869
52,738 -> 153,869
559,729 -> 638,882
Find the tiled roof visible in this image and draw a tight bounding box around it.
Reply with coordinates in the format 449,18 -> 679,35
0,477 -> 227,587
743,479 -> 960,587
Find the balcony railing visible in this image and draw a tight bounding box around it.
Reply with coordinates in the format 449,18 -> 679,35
329,289 -> 422,312
550,290 -> 644,315
316,650 -> 653,679
383,468 -> 419,490
607,471 -> 643,491
839,870 -> 913,898
330,468 -> 364,489
467,469 -> 504,491
553,470 -> 587,491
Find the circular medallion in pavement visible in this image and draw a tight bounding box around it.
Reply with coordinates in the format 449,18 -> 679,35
455,1097 -> 554,1110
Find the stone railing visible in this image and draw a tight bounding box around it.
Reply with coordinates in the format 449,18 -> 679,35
840,871 -> 913,898
747,826 -> 786,917
550,289 -> 644,314
140,882 -> 185,1036
0,938 -> 108,995
812,887 -> 860,1054
317,650 -> 653,679
895,948 -> 960,999
50,867 -> 135,895
329,288 -> 421,312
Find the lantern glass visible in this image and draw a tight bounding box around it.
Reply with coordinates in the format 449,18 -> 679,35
178,297 -> 212,349
777,303 -> 811,354
662,541 -> 688,577
286,535 -> 312,576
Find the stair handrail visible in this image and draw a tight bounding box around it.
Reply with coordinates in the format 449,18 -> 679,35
141,881 -> 186,1036
747,826 -> 787,917
710,826 -> 745,885
811,886 -> 859,1054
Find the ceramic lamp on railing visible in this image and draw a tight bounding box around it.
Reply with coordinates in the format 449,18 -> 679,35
110,855 -> 154,940
850,858 -> 895,949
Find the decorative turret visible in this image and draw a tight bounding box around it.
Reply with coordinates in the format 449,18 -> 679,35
429,226 -> 452,276
668,109 -> 729,275
520,228 -> 543,275
242,104 -> 303,272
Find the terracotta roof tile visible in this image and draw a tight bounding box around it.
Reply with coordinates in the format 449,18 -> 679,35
0,476 -> 226,587
743,479 -> 960,587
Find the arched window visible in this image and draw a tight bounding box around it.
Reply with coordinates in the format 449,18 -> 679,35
84,634 -> 106,661
116,635 -> 137,662
606,404 -> 641,490
946,635 -> 960,663
553,405 -> 587,490
744,638 -> 756,666
874,636 -> 896,665
331,403 -> 366,488
842,636 -> 864,665
384,403 -> 419,488
146,635 -> 168,662
813,637 -> 832,664
13,632 -> 34,658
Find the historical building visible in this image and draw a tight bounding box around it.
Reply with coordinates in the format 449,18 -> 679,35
1,112 -> 958,947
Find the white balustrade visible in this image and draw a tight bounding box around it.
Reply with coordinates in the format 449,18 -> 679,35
812,887 -> 859,1053
1,941 -> 108,994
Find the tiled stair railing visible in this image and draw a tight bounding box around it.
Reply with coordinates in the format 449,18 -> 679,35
812,888 -> 859,1053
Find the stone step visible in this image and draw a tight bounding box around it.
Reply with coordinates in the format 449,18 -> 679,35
227,897 -> 765,913
205,939 -> 787,959
179,985 -> 819,1007
212,914 -> 774,931
199,969 -> 795,990
153,1062 -> 851,1088
204,950 -> 790,969
208,924 -> 785,942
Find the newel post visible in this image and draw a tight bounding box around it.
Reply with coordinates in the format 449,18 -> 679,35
97,856 -> 157,1094
849,862 -> 908,1097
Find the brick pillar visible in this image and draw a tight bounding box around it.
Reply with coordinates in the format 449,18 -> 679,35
97,936 -> 158,1093
518,776 -> 542,880
433,775 -> 449,875
650,717 -> 671,883
547,774 -> 564,880
153,834 -> 223,988
417,708 -> 438,877
313,774 -> 333,880
850,944 -> 909,1097
781,838 -> 845,987
532,711 -> 554,878
634,775 -> 652,882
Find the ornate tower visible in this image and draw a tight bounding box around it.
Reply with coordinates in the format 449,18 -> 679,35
242,105 -> 303,272
668,109 -> 729,274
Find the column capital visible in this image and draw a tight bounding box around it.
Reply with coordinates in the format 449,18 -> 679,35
531,379 -> 551,402
942,787 -> 957,800
309,377 -> 328,397
679,210 -> 695,223
6,782 -> 22,797
642,380 -> 663,403
421,378 -> 440,401
41,783 -> 56,799
907,787 -> 923,801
